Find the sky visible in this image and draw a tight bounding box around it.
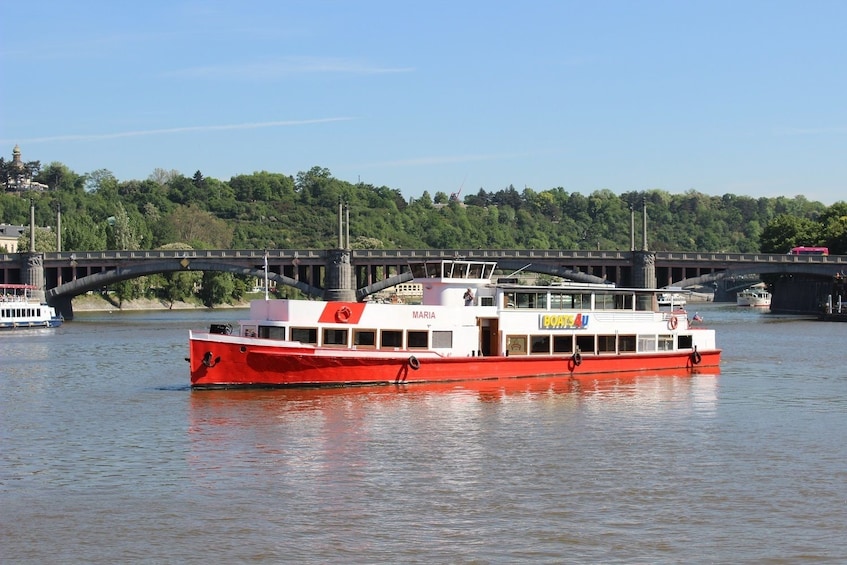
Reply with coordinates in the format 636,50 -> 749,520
1,0 -> 845,204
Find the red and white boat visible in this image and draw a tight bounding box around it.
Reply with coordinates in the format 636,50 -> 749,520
189,259 -> 720,389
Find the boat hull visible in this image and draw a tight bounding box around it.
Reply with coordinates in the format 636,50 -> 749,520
189,332 -> 720,389
0,317 -> 63,330
736,298 -> 771,308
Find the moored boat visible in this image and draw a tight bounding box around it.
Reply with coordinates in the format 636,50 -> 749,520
657,289 -> 687,308
736,286 -> 771,308
0,284 -> 63,330
189,259 -> 720,389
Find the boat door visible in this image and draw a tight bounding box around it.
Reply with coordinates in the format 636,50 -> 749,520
479,318 -> 498,356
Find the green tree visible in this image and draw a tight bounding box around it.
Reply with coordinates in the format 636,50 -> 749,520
759,214 -> 820,253
63,214 -> 108,250
166,204 -> 234,248
16,227 -> 57,252
199,271 -> 236,307
107,201 -> 143,250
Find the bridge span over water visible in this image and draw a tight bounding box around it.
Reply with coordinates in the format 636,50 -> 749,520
2,249 -> 845,319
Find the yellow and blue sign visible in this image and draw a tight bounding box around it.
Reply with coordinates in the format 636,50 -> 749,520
539,313 -> 589,329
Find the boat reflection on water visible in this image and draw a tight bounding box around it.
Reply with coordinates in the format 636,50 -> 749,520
186,369 -> 719,489
188,367 -> 720,419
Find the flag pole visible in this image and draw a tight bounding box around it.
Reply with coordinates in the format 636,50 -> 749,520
264,251 -> 269,301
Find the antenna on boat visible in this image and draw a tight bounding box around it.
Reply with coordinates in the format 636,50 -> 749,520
503,264 -> 532,278
264,250 -> 269,301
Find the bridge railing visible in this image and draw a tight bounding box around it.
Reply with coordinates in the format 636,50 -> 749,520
2,249 -> 847,265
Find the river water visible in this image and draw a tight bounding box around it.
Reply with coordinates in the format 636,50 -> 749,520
1,305 -> 846,564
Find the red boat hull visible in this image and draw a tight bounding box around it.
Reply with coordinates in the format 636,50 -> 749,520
189,334 -> 720,389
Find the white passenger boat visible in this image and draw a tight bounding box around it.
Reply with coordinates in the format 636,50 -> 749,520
737,286 -> 771,308
657,290 -> 687,308
0,284 -> 63,330
189,259 -> 720,389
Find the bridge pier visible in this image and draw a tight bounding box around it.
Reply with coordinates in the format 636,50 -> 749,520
323,249 -> 356,302
21,252 -> 47,303
631,251 -> 656,309
50,294 -> 74,321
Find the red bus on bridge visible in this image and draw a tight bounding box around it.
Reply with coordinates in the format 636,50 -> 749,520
788,246 -> 829,255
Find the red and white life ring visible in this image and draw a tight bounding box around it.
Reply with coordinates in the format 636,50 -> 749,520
668,315 -> 678,330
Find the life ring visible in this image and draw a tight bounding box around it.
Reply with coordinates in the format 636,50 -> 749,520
335,306 -> 352,323
668,316 -> 678,330
408,355 -> 421,370
691,348 -> 702,365
572,351 -> 582,367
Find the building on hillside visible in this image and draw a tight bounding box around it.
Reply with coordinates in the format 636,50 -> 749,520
0,224 -> 26,253
3,145 -> 49,192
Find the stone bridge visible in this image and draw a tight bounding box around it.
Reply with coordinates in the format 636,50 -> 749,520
2,248 -> 846,319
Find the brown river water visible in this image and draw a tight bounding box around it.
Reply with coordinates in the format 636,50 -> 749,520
2,304 -> 846,563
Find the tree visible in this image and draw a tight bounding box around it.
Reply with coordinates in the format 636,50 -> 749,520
148,168 -> 181,187
199,272 -> 236,307
62,214 -> 108,251
16,227 -> 57,252
35,162 -> 85,194
107,201 -> 143,250
166,204 -> 233,248
759,214 -> 820,253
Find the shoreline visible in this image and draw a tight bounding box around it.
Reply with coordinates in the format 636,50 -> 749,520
71,294 -> 249,312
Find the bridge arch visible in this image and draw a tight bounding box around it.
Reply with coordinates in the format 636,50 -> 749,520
46,259 -> 324,320
673,262 -> 843,289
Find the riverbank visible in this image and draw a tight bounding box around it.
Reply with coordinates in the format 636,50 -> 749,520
71,293 -> 249,312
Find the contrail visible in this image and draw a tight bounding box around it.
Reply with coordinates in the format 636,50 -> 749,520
3,117 -> 355,144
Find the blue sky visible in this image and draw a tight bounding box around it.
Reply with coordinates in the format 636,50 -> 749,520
1,1 -> 845,204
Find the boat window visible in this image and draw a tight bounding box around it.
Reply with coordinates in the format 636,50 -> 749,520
678,335 -> 693,349
553,335 -> 573,353
598,335 -> 616,353
638,335 -> 657,352
468,263 -> 482,278
658,335 -> 673,351
515,292 -> 546,309
353,329 -> 376,348
618,335 -> 637,352
407,330 -> 428,349
576,335 -> 595,355
480,296 -> 494,306
530,335 -> 550,354
291,327 -> 318,344
550,293 -> 571,309
381,330 -> 403,349
410,263 -> 427,278
259,325 -> 286,340
595,294 -> 613,310
506,335 -> 527,355
552,293 -> 592,309
323,328 -> 348,347
432,331 -> 452,349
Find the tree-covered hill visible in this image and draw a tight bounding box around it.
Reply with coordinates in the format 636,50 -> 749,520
3,162 -> 846,255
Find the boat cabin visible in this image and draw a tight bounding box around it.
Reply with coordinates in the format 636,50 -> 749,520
232,259 -> 704,361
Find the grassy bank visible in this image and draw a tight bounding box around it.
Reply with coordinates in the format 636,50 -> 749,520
71,293 -> 249,312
